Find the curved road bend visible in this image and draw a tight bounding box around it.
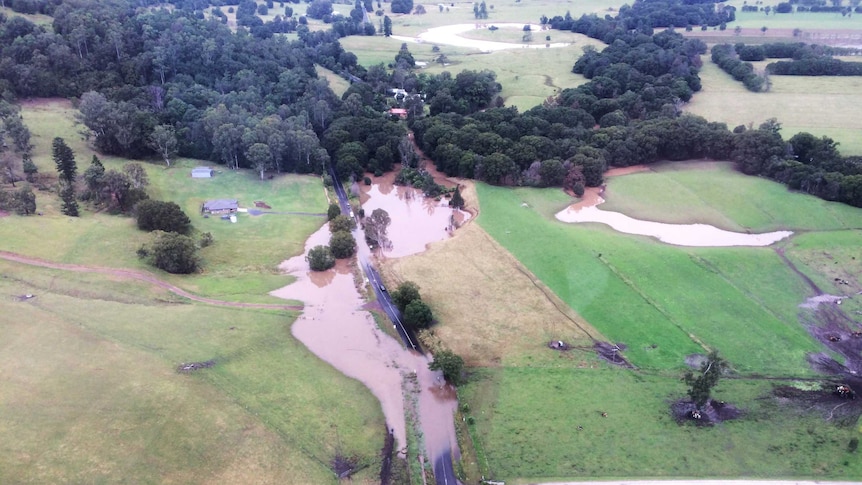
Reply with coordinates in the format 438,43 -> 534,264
328,167 -> 458,485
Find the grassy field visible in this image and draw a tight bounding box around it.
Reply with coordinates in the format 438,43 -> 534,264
0,260 -> 384,484
386,0 -> 624,37
0,6 -> 53,25
460,367 -> 862,482
600,162 -> 862,231
448,162 -> 862,482
340,35 -> 600,111
315,64 -> 352,98
475,180 -> 826,375
4,99 -> 328,302
686,61 -> 862,156
383,216 -> 598,368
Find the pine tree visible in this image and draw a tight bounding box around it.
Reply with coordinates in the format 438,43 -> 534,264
449,185 -> 465,209
22,153 -> 38,182
52,137 -> 77,183
60,183 -> 79,217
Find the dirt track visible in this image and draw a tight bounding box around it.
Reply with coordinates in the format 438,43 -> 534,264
0,251 -> 302,310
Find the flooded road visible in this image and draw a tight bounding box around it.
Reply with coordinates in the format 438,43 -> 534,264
271,176 -> 463,480
556,168 -> 793,247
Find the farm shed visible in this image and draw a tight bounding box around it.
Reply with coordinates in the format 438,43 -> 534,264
202,199 -> 239,214
191,166 -> 214,178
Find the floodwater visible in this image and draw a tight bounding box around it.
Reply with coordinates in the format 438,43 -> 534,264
391,23 -> 571,52
360,171 -> 471,259
555,168 -> 793,247
271,184 -> 461,470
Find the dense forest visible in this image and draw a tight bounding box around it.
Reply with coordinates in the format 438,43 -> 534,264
1,0 -> 862,211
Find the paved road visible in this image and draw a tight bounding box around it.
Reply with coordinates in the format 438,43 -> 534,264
327,165 -> 419,351
433,451 -> 459,485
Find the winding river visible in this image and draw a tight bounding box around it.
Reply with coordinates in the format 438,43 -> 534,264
392,22 -> 571,52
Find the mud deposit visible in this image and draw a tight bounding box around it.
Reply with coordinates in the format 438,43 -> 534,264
271,204 -> 460,469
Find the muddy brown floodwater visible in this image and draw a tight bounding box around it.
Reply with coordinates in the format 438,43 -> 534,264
271,180 -> 462,475
360,170 -> 471,259
556,167 -> 793,247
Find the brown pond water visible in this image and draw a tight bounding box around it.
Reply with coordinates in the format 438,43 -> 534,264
360,170 -> 471,259
271,187 -> 461,469
556,166 -> 793,247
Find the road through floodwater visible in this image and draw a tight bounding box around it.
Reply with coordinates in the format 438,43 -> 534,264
271,176 -> 464,483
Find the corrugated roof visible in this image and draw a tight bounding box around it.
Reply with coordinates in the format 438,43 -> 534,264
203,199 -> 238,211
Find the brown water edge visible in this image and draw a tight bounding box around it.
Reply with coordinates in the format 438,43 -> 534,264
271,224 -> 460,468
359,168 -> 471,259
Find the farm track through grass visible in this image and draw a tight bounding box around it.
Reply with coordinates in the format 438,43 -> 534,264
0,261 -> 384,484
8,99 -> 327,302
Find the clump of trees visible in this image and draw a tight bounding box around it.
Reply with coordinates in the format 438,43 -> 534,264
307,245 -> 336,271
391,281 -> 434,329
137,231 -> 199,274
363,208 -> 391,248
429,349 -> 465,385
135,200 -> 191,234
0,100 -> 36,215
711,44 -> 767,92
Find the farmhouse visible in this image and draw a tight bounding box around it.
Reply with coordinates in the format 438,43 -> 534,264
202,199 -> 238,214
191,166 -> 215,178
389,108 -> 408,119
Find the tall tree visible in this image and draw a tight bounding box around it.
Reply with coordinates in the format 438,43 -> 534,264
449,185 -> 464,209
364,207 -> 391,248
149,125 -> 178,167
52,137 -> 77,183
246,142 -> 273,180
383,15 -> 392,37
59,183 -> 79,217
683,351 -> 728,409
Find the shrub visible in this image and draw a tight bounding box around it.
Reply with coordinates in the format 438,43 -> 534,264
307,245 -> 336,271
142,231 -> 199,274
329,230 -> 356,258
135,200 -> 191,234
404,299 -> 434,329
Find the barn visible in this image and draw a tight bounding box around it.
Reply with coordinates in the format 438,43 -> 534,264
191,166 -> 215,178
202,199 -> 239,215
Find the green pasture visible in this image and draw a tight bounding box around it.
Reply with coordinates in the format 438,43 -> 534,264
340,35 -> 599,112
686,61 -> 862,156
0,261 -> 384,484
316,64 -> 352,97
476,177 -> 833,375
385,0 -> 624,37
601,162 -> 862,231
461,367 -> 862,482
7,100 -> 327,301
725,0 -> 862,30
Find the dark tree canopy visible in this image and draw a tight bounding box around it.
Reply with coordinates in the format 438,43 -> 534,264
428,349 -> 465,385
307,245 -> 336,271
391,281 -> 421,312
135,200 -> 192,234
329,230 -> 357,259
683,351 -> 728,408
142,231 -> 199,274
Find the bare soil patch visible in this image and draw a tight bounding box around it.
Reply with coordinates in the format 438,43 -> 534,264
253,201 -> 271,209
671,398 -> 743,426
594,341 -> 636,368
176,360 -> 216,373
